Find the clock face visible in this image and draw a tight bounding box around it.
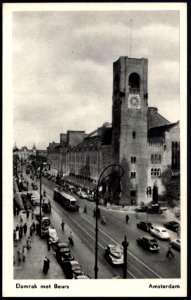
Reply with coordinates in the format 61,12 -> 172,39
128,94 -> 141,109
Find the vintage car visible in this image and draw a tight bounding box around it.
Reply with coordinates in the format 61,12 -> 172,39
63,260 -> 84,279
136,236 -> 160,252
137,221 -> 153,233
53,242 -> 74,267
150,226 -> 170,240
171,239 -> 181,252
104,245 -> 124,265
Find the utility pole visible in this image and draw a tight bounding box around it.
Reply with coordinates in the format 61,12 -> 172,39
122,236 -> 129,279
94,189 -> 98,279
39,162 -> 42,237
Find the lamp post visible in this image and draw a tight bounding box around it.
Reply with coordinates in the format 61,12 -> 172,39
39,163 -> 42,237
122,236 -> 129,279
94,164 -> 124,279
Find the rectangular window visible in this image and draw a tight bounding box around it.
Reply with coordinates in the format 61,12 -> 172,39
131,172 -> 136,178
131,156 -> 136,163
151,154 -> 162,164
172,142 -> 180,170
151,168 -> 161,178
130,190 -> 136,197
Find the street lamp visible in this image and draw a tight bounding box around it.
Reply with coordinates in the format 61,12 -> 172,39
122,236 -> 129,278
94,164 -> 124,279
39,163 -> 43,237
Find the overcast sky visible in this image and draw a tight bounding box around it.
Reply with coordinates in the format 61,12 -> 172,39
13,10 -> 180,149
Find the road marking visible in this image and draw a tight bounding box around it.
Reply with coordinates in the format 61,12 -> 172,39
40,182 -> 158,279
80,213 -> 162,279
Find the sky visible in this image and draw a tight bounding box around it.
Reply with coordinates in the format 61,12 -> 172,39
13,9 -> 180,149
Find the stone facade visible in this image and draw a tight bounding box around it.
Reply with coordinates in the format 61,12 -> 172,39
46,56 -> 180,205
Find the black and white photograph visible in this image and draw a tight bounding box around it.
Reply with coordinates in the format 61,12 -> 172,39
3,2 -> 187,297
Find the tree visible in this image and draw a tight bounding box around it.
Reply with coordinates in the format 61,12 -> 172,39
161,166 -> 180,208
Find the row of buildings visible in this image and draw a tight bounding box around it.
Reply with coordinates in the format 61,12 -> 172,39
14,56 -> 180,205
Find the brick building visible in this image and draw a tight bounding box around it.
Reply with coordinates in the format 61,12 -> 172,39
46,56 -> 180,205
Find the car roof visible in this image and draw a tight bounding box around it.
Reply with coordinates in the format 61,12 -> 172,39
70,260 -> 79,265
153,226 -> 166,230
58,242 -> 69,248
142,235 -> 155,240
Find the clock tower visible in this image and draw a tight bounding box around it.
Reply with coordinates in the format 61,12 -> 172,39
112,57 -> 148,205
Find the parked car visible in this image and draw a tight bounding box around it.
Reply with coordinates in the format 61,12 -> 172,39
137,221 -> 153,233
34,206 -> 44,220
87,194 -> 95,202
32,182 -> 38,190
164,221 -> 180,232
171,239 -> 180,252
41,217 -> 51,237
147,203 -> 161,214
136,236 -> 160,252
77,190 -> 88,199
64,260 -> 84,279
48,226 -> 59,244
150,226 -> 170,240
135,205 -> 148,212
104,245 -> 124,265
42,200 -> 51,213
53,242 -> 74,267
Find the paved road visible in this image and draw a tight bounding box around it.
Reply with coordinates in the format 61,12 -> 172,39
26,174 -> 180,279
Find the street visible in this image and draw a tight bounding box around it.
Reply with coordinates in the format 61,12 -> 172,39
23,174 -> 180,280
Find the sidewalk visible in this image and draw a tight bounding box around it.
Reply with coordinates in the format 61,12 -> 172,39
13,210 -> 65,279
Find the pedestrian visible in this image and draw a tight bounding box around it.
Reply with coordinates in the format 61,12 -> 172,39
23,223 -> 27,235
43,256 -> 50,274
47,238 -> 51,251
61,220 -> 65,231
13,255 -> 15,265
22,246 -> 26,262
16,207 -> 19,216
101,215 -> 106,225
15,229 -> 19,242
36,223 -> 40,235
13,230 -> 16,241
93,208 -> 96,217
20,225 -> 23,235
83,205 -> 87,214
20,215 -> 23,224
32,222 -> 36,232
135,212 -> 138,219
31,210 -> 34,220
166,242 -> 174,258
16,225 -> 19,231
19,228 -> 23,240
17,247 -> 22,263
14,207 -> 16,216
26,210 -> 30,219
30,226 -> 33,237
26,237 -> 31,250
126,214 -> 129,224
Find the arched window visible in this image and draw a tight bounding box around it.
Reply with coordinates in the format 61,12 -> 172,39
129,72 -> 140,93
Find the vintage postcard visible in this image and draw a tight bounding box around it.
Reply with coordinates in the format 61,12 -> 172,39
3,2 -> 187,297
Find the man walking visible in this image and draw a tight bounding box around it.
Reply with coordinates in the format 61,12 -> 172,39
126,214 -> 129,224
83,205 -> 87,214
166,242 -> 174,258
43,256 -> 50,274
61,220 -> 65,231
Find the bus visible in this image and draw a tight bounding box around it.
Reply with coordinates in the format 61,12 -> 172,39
53,188 -> 79,212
